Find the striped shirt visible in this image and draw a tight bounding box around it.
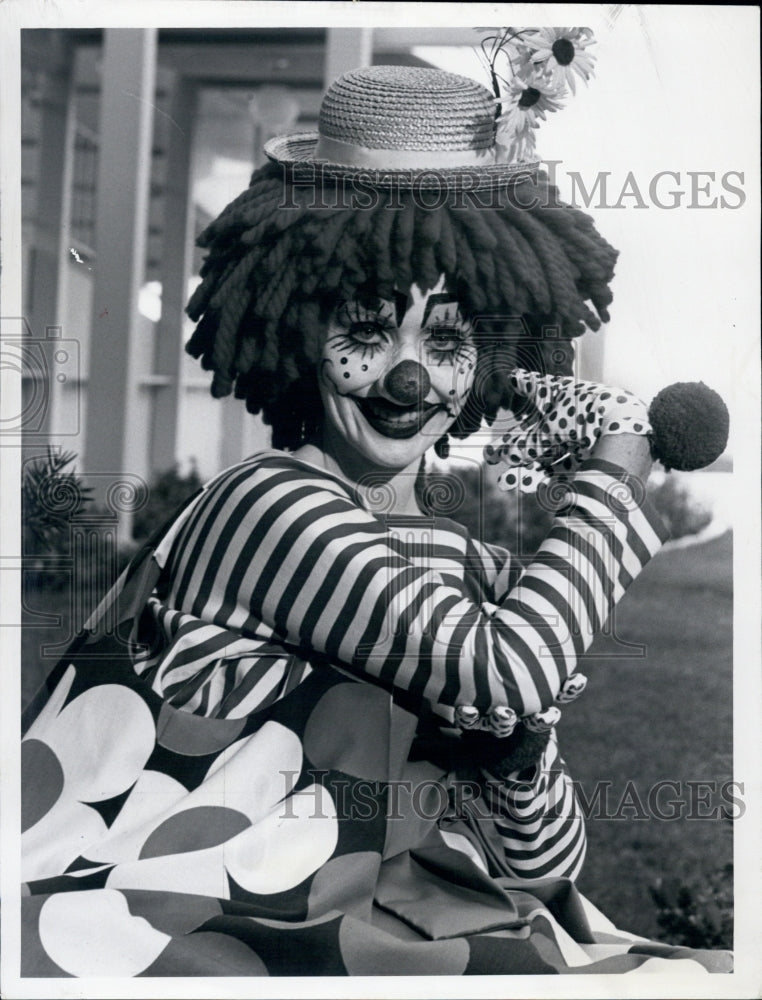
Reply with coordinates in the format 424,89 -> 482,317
134,450 -> 667,881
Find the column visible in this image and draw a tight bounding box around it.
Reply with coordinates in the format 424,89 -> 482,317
84,29 -> 157,540
324,28 -> 373,86
149,75 -> 197,475
26,39 -> 76,443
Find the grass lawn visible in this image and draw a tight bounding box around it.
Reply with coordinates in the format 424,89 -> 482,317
20,530 -> 733,942
559,530 -> 733,939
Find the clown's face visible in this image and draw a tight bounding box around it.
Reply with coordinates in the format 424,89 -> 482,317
318,277 -> 477,471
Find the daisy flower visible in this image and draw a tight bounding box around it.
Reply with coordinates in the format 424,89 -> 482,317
495,118 -> 539,165
526,27 -> 596,94
495,73 -> 566,164
496,71 -> 567,133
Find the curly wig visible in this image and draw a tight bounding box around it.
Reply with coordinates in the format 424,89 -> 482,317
186,162 -> 618,450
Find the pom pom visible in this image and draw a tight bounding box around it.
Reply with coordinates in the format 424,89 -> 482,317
459,726 -> 552,777
648,382 -> 730,471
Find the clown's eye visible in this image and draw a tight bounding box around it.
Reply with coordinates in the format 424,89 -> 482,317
326,322 -> 389,363
344,320 -> 390,360
331,301 -> 394,361
348,321 -> 387,344
426,327 -> 468,362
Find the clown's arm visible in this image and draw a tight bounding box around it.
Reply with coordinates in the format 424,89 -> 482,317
231,437 -> 667,724
478,732 -> 588,881
460,433 -> 655,880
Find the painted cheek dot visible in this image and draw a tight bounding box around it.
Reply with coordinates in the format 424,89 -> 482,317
340,357 -> 348,364
343,372 -> 351,379
361,364 -> 368,371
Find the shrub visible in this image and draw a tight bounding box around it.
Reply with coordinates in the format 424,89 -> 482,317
425,463 -> 716,559
132,463 -> 203,543
22,447 -> 94,589
647,475 -> 712,540
650,863 -> 733,950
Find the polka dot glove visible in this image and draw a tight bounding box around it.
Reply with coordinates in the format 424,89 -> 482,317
484,369 -> 652,493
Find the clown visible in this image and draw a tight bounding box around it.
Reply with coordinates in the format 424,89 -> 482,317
21,56 -> 730,977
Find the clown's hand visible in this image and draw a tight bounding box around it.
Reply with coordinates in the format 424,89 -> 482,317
483,369 -> 651,493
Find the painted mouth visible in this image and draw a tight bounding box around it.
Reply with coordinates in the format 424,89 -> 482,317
354,396 -> 444,439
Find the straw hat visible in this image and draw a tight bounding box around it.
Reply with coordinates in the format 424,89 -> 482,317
264,65 -> 537,189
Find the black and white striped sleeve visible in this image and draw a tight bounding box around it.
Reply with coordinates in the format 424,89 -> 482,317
170,456 -> 668,726
480,733 -> 587,881
469,537 -> 516,605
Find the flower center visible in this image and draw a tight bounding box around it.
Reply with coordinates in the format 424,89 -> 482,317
518,87 -> 541,109
552,37 -> 575,66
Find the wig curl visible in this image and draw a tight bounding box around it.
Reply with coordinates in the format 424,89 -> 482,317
186,162 -> 618,450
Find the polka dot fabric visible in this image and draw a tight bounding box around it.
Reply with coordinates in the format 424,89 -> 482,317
484,369 -> 652,493
19,479 -> 731,978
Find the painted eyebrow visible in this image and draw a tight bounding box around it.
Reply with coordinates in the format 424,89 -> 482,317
348,297 -> 396,319
421,293 -> 461,327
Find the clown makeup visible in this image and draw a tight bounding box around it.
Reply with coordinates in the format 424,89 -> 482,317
318,277 -> 477,470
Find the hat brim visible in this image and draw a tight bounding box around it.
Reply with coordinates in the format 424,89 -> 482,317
264,132 -> 538,190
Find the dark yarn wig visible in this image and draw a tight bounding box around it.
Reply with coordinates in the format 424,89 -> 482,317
186,162 -> 618,450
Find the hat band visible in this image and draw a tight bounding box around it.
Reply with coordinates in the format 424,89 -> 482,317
313,133 -> 496,170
